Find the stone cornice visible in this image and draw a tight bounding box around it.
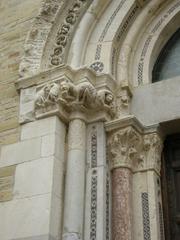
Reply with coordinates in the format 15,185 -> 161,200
105,115 -> 144,133
105,115 -> 161,134
15,65 -> 116,92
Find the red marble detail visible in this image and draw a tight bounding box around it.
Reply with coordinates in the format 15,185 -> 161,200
112,168 -> 132,240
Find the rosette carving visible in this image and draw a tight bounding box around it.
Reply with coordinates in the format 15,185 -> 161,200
51,0 -> 88,66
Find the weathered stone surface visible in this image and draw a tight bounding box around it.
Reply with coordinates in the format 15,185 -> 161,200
0,0 -> 42,146
0,165 -> 16,202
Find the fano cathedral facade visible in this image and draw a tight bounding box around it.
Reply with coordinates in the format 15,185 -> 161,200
0,0 -> 180,239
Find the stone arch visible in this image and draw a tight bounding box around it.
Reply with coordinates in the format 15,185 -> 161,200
77,0 -> 141,75
19,0 -> 150,81
19,0 -> 94,78
19,0 -> 65,78
19,0 -> 180,87
127,0 -> 180,86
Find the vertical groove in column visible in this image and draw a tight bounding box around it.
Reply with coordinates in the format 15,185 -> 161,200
112,168 -> 132,240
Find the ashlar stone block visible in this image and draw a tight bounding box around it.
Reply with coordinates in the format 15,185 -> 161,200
0,165 -> 16,202
21,116 -> 64,140
0,137 -> 41,167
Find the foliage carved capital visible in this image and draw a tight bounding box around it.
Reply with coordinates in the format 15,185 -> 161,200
107,116 -> 163,173
108,126 -> 142,169
136,133 -> 163,174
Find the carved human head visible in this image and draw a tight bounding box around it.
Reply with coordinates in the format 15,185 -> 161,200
105,92 -> 114,103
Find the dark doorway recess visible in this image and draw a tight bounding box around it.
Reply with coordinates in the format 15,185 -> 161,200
162,134 -> 180,240
152,28 -> 180,82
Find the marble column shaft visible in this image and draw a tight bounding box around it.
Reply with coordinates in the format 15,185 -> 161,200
112,168 -> 132,240
63,118 -> 86,240
108,126 -> 141,240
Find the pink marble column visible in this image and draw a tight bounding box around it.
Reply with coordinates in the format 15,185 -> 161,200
112,168 -> 132,240
108,125 -> 141,240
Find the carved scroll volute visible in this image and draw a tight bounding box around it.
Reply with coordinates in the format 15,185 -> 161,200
108,127 -> 142,170
142,133 -> 163,174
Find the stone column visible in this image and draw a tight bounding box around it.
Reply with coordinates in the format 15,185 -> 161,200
63,117 -> 86,240
111,168 -> 132,240
108,126 -> 141,240
133,132 -> 164,240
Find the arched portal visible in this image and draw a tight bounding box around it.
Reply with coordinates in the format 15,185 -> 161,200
1,0 -> 180,240
16,1 -> 180,240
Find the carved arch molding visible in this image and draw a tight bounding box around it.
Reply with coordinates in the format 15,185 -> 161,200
18,0 -> 180,86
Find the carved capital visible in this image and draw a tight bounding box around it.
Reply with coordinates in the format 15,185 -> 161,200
106,115 -> 163,173
136,133 -> 163,174
108,127 -> 142,169
34,80 -> 116,121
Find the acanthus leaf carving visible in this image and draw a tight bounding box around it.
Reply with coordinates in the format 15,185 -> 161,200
108,127 -> 142,169
108,128 -> 162,173
142,133 -> 163,174
132,133 -> 163,174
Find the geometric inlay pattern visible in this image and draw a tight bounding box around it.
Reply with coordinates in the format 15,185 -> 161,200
142,192 -> 151,240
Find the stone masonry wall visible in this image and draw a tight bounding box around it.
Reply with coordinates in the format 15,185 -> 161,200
0,0 -> 42,145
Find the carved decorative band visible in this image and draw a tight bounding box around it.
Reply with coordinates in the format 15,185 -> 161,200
51,0 -> 90,66
91,130 -> 97,168
90,173 -> 97,240
142,192 -> 151,240
35,80 -> 115,117
90,128 -> 98,240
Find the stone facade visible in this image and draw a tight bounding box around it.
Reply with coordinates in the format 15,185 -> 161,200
0,0 -> 180,239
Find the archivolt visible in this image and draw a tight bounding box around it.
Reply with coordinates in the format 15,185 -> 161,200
19,0 -> 66,78
19,0 -> 94,78
114,0 -> 180,87
19,0 -> 180,89
19,0 -> 143,79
